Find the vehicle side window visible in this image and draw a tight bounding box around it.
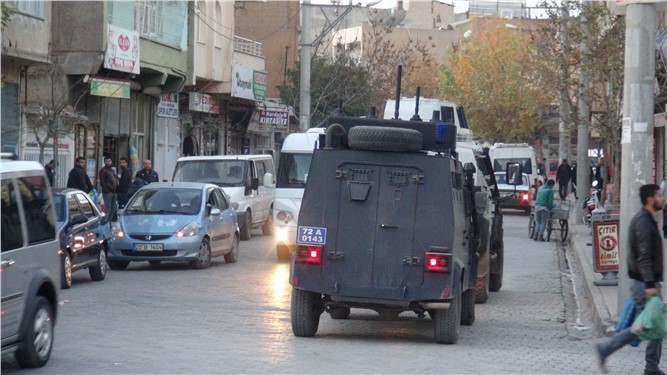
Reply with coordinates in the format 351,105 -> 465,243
207,189 -> 216,210
68,195 -> 82,217
17,176 -> 55,245
256,161 -> 265,186
1,178 -> 24,251
76,193 -> 95,219
213,189 -> 228,210
249,161 -> 256,180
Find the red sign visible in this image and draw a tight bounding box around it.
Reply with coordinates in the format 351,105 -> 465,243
593,220 -> 620,272
118,35 -> 130,51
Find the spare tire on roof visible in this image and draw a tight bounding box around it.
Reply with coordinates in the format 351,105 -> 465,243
348,126 -> 422,152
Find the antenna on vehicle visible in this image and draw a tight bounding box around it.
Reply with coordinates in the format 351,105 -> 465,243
394,65 -> 402,120
410,87 -> 422,121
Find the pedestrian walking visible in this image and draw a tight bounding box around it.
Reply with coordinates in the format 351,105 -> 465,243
44,159 -> 56,186
117,157 -> 132,209
99,156 -> 119,220
136,159 -> 159,184
66,156 -> 93,193
595,184 -> 666,375
556,159 -> 571,200
531,179 -> 554,241
537,157 -> 547,179
183,128 -> 199,157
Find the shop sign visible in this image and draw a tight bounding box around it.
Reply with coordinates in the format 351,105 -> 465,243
189,92 -> 219,114
232,64 -> 267,101
593,220 -> 619,273
258,110 -> 288,132
90,78 -> 130,99
158,92 -> 179,119
104,25 -> 140,74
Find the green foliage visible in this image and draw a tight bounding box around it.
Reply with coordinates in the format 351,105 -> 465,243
1,2 -> 14,31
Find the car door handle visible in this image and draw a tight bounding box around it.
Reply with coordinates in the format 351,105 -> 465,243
1,259 -> 15,269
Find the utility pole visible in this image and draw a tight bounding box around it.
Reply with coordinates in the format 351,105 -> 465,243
575,3 -> 590,224
299,0 -> 312,132
618,3 -> 657,312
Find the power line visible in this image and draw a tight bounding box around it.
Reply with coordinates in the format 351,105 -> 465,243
195,12 -> 234,41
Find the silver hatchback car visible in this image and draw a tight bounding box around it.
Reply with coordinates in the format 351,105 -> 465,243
108,182 -> 239,270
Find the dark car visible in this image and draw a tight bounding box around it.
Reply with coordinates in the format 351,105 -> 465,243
52,188 -> 110,289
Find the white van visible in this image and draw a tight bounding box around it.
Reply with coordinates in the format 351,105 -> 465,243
383,97 -> 474,142
488,143 -> 541,189
273,128 -> 325,260
1,160 -> 60,368
172,155 -> 275,240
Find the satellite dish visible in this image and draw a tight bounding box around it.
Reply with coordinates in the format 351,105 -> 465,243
370,8 -> 406,28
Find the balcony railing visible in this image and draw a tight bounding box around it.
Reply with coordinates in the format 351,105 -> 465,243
233,36 -> 263,57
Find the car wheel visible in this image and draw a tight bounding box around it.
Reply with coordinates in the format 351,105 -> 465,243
61,252 -> 72,289
192,238 -> 211,269
107,259 -> 129,271
15,297 -> 54,368
262,209 -> 274,236
149,260 -> 161,266
224,234 -> 239,264
433,289 -> 460,344
291,287 -> 322,337
240,211 -> 252,241
89,249 -> 107,281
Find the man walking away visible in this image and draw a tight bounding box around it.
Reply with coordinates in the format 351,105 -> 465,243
136,159 -> 159,184
67,156 -> 93,193
183,128 -> 200,157
556,159 -> 571,200
45,159 -> 56,186
595,184 -> 665,375
117,157 -> 132,209
99,156 -> 119,220
532,179 -> 554,241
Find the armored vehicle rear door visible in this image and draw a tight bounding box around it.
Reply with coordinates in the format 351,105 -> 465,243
334,163 -> 421,298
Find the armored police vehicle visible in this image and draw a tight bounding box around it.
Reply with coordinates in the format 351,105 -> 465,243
289,116 -> 487,344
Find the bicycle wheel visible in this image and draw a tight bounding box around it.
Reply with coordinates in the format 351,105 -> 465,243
528,213 -> 535,237
559,220 -> 569,241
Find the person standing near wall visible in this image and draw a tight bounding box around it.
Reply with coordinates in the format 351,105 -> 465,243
99,156 -> 119,220
117,157 -> 132,209
183,128 -> 200,157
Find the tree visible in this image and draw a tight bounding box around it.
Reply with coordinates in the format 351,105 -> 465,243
439,17 -> 553,142
1,3 -> 14,31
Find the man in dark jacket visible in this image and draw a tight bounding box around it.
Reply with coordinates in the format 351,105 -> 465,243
183,128 -> 199,157
555,159 -> 571,200
67,157 -> 93,193
596,184 -> 665,374
136,159 -> 159,184
117,157 -> 132,209
99,156 -> 119,219
45,159 -> 56,186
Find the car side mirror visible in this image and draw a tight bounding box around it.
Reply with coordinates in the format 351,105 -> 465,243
251,178 -> 259,191
210,208 -> 221,216
70,214 -> 88,226
263,173 -> 274,188
506,162 -> 523,186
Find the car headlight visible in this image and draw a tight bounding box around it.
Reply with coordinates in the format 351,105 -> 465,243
275,227 -> 289,242
276,210 -> 294,224
111,222 -> 125,239
176,222 -> 199,238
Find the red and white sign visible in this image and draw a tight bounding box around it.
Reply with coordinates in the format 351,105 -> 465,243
104,25 -> 140,74
188,92 -> 219,114
593,220 -> 620,273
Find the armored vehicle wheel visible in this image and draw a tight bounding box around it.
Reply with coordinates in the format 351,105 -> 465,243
291,288 -> 322,337
475,272 -> 489,304
329,306 -> 350,320
348,126 -> 422,153
461,288 -> 476,326
433,289 -> 460,344
489,242 -> 504,292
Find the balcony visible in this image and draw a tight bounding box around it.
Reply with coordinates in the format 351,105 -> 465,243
233,36 -> 263,58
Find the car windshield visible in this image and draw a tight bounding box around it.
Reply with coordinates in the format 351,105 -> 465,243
173,160 -> 247,187
124,188 -> 202,215
277,153 -> 312,188
495,173 -> 528,186
493,158 -> 533,175
53,194 -> 66,222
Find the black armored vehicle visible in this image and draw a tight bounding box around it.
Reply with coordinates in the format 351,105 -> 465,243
289,116 -> 487,344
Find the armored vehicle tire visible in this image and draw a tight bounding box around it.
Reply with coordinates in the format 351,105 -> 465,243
475,272 -> 489,304
240,211 -> 252,240
489,243 -> 504,292
291,288 -> 322,337
108,260 -> 129,270
348,126 -> 423,153
461,288 -> 476,326
276,245 -> 291,261
329,306 -> 350,320
262,209 -> 274,236
433,290 -> 460,344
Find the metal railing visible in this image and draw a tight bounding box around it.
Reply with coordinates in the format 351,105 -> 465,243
233,36 -> 263,57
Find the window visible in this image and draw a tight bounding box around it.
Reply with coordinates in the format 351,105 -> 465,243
197,1 -> 207,43
256,160 -> 266,186
1,179 -> 24,251
17,176 -> 55,245
14,0 -> 44,18
213,189 -> 228,210
68,195 -> 82,219
134,1 -> 164,39
277,153 -> 312,188
76,193 -> 95,219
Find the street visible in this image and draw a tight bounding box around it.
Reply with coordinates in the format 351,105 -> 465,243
1,214 -> 646,374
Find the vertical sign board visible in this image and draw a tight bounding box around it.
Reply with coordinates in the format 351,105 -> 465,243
593,220 -> 620,273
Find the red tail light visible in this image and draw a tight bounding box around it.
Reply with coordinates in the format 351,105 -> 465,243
296,245 -> 322,264
425,252 -> 449,273
520,192 -> 530,202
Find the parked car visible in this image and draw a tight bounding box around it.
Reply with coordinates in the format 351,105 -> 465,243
52,188 -> 110,289
108,182 -> 239,270
1,160 -> 59,368
495,171 -> 531,214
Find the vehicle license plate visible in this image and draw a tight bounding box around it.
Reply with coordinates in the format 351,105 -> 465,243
134,243 -> 164,251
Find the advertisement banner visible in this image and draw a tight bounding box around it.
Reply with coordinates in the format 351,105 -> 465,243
158,92 -> 179,119
258,110 -> 288,132
593,220 -> 620,273
189,92 -> 219,113
104,25 -> 140,74
90,78 -> 130,99
232,64 -> 267,101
